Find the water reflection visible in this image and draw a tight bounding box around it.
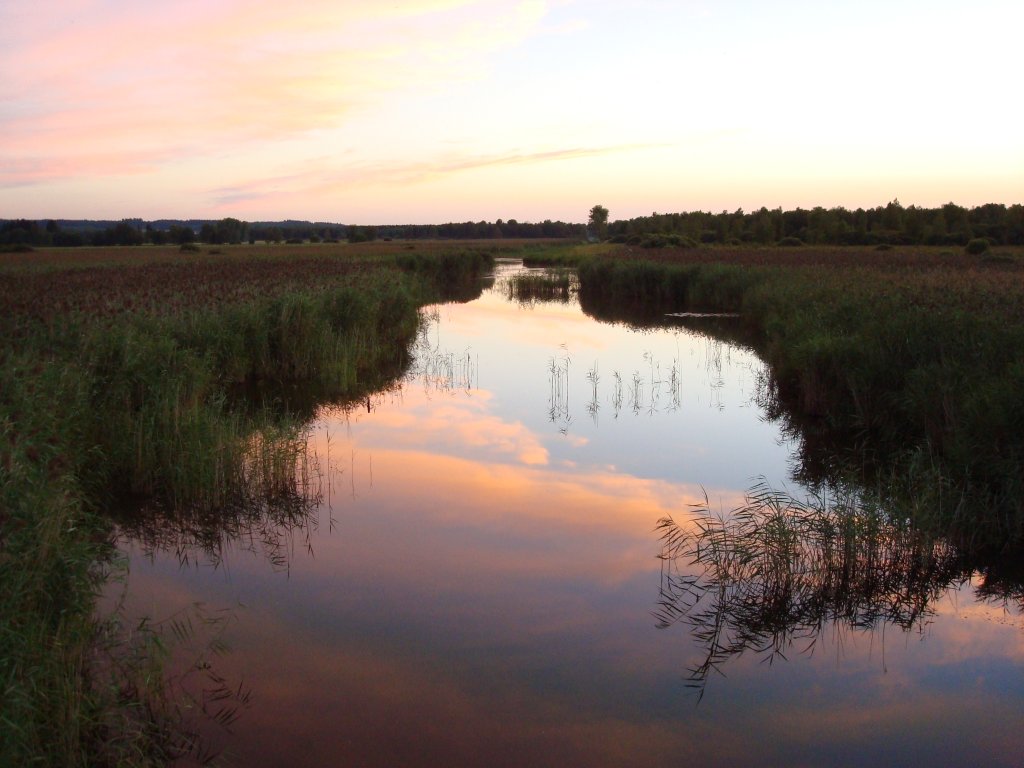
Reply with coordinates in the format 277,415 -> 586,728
655,481 -> 977,698
543,334 -> 747,429
112,260 -> 1024,767
499,266 -> 578,306
408,306 -> 479,394
547,345 -> 572,431
116,429 -> 324,570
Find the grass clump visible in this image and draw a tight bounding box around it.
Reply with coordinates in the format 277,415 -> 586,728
502,269 -> 577,306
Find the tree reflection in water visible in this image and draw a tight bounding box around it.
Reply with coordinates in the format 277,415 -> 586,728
655,480 -> 1023,699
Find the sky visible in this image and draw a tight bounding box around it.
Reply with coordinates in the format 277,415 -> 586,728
1,0 -> 1022,224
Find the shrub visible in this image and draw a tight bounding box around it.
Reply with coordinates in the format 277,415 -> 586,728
776,236 -> 804,247
179,243 -> 200,253
638,233 -> 698,249
965,238 -> 991,255
641,234 -> 668,248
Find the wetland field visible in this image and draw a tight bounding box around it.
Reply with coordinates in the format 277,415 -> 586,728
2,240 -> 1023,766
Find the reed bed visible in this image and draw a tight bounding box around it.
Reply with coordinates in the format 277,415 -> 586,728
501,268 -> 578,306
0,242 -> 494,765
571,245 -> 1024,547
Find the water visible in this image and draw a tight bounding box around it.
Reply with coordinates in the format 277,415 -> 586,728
113,261 -> 1024,766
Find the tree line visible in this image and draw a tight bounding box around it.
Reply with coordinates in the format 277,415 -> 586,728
0,219 -> 200,247
3,203 -> 1022,249
608,201 -> 1024,247
0,217 -> 585,247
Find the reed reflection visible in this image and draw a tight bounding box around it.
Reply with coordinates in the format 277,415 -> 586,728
115,427 -> 325,570
655,480 -> 1023,699
406,306 -> 479,394
500,267 -> 578,306
543,338 -> 744,428
110,261 -> 1024,767
123,299 -> 490,571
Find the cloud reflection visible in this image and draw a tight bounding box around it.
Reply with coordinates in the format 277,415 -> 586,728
109,281 -> 1024,766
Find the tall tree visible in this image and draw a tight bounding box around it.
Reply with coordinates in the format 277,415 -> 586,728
588,205 -> 609,240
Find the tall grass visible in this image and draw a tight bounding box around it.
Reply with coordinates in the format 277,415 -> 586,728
573,249 -> 1024,547
501,269 -> 577,306
0,245 -> 493,765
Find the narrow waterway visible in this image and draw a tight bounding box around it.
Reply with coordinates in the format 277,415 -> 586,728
113,260 -> 1024,767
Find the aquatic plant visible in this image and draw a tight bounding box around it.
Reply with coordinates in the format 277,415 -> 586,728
655,481 -> 970,699
408,309 -> 478,394
547,346 -> 572,433
500,268 -> 577,306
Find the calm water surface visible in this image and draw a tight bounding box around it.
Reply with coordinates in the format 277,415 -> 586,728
115,261 -> 1024,767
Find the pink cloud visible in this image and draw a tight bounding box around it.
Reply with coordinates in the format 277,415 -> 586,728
0,1 -> 548,187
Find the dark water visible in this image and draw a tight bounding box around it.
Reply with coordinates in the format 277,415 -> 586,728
112,261 -> 1024,767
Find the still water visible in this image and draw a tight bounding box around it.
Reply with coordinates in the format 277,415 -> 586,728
116,261 -> 1024,766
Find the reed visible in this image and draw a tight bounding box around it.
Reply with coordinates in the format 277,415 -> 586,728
656,481 -> 969,698
0,244 -> 493,765
502,268 -> 577,305
571,247 -> 1024,547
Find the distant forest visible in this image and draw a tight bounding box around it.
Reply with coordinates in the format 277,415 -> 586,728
2,201 -> 1022,247
0,217 -> 584,247
607,201 -> 1024,247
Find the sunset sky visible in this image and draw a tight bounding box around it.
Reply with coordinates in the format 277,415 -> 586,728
2,0 -> 1021,223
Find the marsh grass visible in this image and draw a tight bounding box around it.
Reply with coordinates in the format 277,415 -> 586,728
0,245 -> 493,765
64,279 -> 422,511
574,249 -> 1024,546
547,347 -> 572,433
501,268 -> 578,306
656,481 -> 968,698
520,242 -> 615,268
540,348 -> 688,425
115,422 -> 323,572
408,311 -> 479,395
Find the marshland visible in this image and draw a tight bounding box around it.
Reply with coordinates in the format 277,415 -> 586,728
3,239 -> 1024,766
